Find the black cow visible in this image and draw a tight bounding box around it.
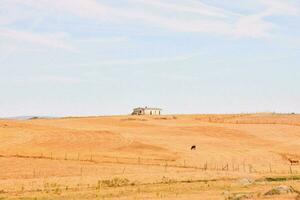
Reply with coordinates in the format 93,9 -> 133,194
191,145 -> 196,150
288,158 -> 299,165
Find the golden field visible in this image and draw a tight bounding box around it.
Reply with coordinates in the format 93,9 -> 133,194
0,113 -> 300,199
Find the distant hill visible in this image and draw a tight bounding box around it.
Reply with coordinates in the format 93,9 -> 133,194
2,116 -> 54,120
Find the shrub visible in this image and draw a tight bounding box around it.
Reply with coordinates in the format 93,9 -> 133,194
98,178 -> 130,188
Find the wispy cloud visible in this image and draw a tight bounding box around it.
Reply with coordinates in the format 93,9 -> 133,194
75,52 -> 204,66
258,0 -> 300,16
232,0 -> 300,38
8,0 -> 110,20
1,0 -> 299,44
76,37 -> 129,44
131,0 -> 241,18
232,13 -> 274,38
11,0 -> 296,38
0,28 -> 74,50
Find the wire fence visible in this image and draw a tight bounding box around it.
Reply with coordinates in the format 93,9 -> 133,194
2,152 -> 300,177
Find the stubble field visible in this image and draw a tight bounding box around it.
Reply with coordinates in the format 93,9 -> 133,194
0,113 -> 300,199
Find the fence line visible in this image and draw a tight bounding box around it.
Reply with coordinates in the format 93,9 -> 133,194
2,152 -> 300,176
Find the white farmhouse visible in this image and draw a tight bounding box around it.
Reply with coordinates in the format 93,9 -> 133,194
132,107 -> 162,115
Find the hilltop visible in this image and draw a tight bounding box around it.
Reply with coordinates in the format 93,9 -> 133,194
0,113 -> 300,199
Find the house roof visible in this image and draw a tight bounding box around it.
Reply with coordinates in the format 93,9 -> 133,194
134,107 -> 162,110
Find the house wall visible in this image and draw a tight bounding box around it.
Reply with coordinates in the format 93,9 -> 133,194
132,108 -> 161,115
144,109 -> 161,115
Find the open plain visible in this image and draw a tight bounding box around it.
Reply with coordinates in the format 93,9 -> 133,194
0,113 -> 300,199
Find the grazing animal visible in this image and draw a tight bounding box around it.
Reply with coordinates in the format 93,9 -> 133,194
191,145 -> 196,150
288,158 -> 299,165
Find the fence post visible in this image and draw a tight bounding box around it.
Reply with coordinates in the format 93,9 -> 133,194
269,163 -> 272,173
289,165 -> 293,174
222,163 -> 229,171
164,160 -> 168,172
204,161 -> 207,171
249,164 -> 252,173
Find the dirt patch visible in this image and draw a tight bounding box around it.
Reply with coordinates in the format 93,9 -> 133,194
116,141 -> 168,152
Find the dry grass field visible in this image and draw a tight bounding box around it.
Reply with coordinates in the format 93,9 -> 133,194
0,113 -> 300,199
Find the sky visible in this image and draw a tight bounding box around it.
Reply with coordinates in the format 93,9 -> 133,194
0,0 -> 300,117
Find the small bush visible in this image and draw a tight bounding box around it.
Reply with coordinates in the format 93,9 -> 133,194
160,176 -> 177,184
227,193 -> 253,200
264,176 -> 300,182
98,178 -> 130,187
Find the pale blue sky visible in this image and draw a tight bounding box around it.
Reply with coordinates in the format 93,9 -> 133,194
0,0 -> 300,117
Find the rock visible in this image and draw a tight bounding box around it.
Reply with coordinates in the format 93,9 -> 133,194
264,185 -> 295,195
238,178 -> 254,186
229,193 -> 253,200
222,190 -> 230,196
